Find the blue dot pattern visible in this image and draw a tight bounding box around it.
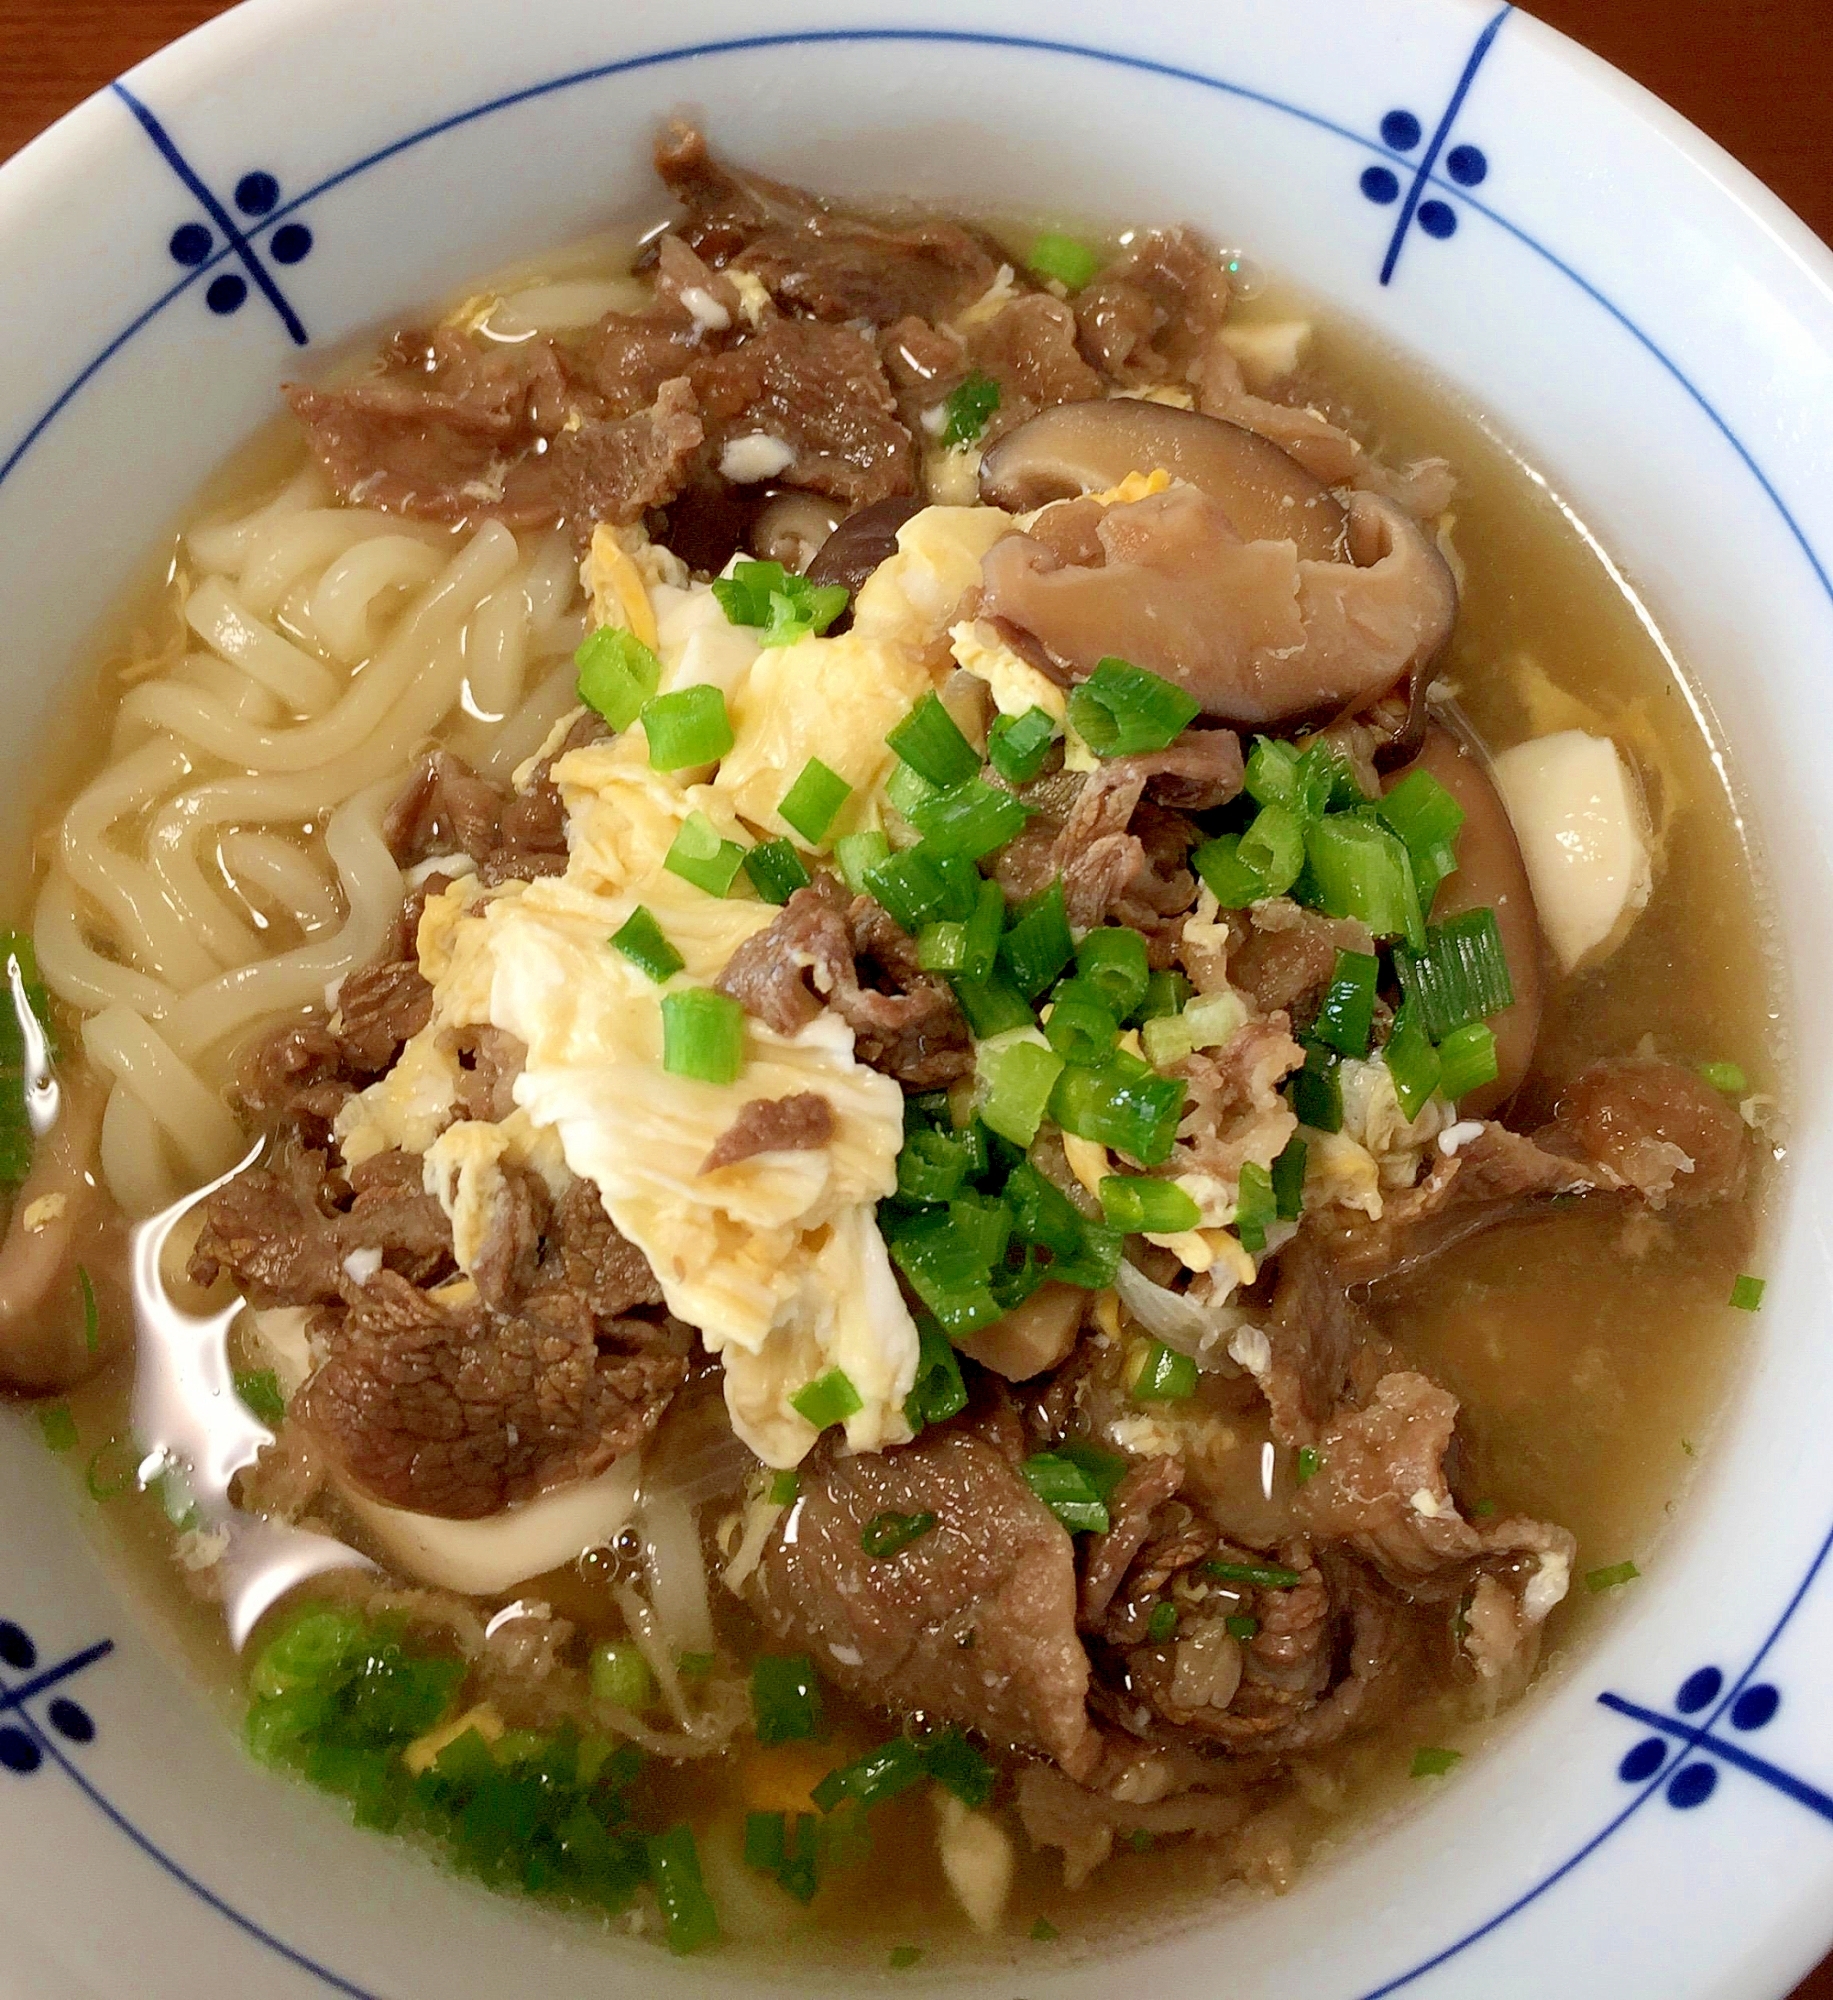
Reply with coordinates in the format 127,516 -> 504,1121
1380,108 -> 1423,150
1603,1668 -> 1826,1824
1417,200 -> 1457,240
1447,142 -> 1489,186
1360,166 -> 1401,206
161,164 -> 315,324
0,1619 -> 114,1782
235,170 -> 280,216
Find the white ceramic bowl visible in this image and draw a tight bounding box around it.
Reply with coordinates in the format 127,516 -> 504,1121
3,0 -> 1832,1993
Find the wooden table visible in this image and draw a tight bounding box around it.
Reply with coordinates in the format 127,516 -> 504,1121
3,0 -> 1831,1992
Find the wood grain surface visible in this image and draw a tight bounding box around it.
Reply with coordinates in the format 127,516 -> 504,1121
1,0 -> 1830,1992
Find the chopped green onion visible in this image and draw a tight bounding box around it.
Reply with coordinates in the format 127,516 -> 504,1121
768,1469 -> 800,1506
1295,1446 -> 1321,1485
929,854 -> 982,922
1204,1558 -> 1304,1588
920,1727 -> 995,1808
907,777 -> 1031,861
1410,1747 -> 1462,1779
1234,1159 -> 1277,1254
1383,1002 -> 1442,1120
888,1207 -> 1004,1336
886,758 -> 940,822
779,757 -> 852,843
751,1653 -> 826,1745
1043,980 -> 1120,1067
1377,767 -> 1465,907
574,625 -> 661,731
862,1510 -> 937,1558
917,879 -> 1003,981
975,1031 -> 1066,1148
1585,1560 -> 1641,1593
663,811 -> 748,898
864,846 -> 949,934
37,1403 -> 77,1453
1730,1274 -> 1766,1312
744,1808 -> 821,1904
84,1436 -> 135,1502
660,988 -> 746,1085
712,559 -> 848,646
939,369 -> 1001,449
1305,814 -> 1425,948
812,1735 -> 927,1812
951,968 -> 1036,1039
1436,1021 -> 1499,1101
1067,657 -> 1200,758
888,690 -> 982,790
1100,1175 -> 1200,1235
1127,1830 -> 1155,1853
1699,1060 -> 1748,1095
1271,1137 -> 1308,1222
1394,908 -> 1515,1039
903,1314 -> 969,1432
1050,1051 -> 1186,1167
1245,735 -> 1357,820
1004,1163 -> 1121,1288
610,904 -> 686,981
233,1369 -> 286,1428
1225,1614 -> 1260,1642
1139,987 -> 1247,1070
1146,1600 -> 1180,1642
835,829 -> 891,895
1190,831 -> 1267,910
987,705 -> 1059,785
1469,1498 -> 1498,1518
641,683 -> 734,770
1031,1916 -> 1061,1943
648,1824 -> 720,1953
1288,1040 -> 1343,1132
896,1117 -> 987,1204
1022,1452 -> 1113,1534
77,1263 -> 98,1354
742,838 -> 812,906
1133,1341 -> 1198,1401
791,1369 -> 864,1432
1238,803 -> 1306,899
1027,231 -> 1102,290
1000,880 -> 1074,999
1133,968 -> 1193,1024
590,1640 -> 655,1711
1075,926 -> 1151,1021
1313,949 -> 1379,1059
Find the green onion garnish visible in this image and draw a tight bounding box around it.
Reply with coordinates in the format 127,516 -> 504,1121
660,987 -> 746,1085
610,904 -> 686,981
1585,1560 -> 1640,1593
1237,803 -> 1306,900
903,1313 -> 970,1432
663,811 -> 748,898
233,1369 -> 286,1429
987,705 -> 1059,785
862,1509 -> 937,1558
1066,656 -> 1200,758
1288,1040 -> 1343,1133
896,1117 -> 987,1205
1234,1159 -> 1277,1254
641,683 -> 734,771
922,1728 -> 995,1807
768,1469 -> 800,1506
885,757 -> 939,822
1295,1445 -> 1322,1486
742,838 -> 812,906
975,1032 -> 1066,1148
1146,1601 -> 1179,1642
939,369 -> 1001,450
1314,948 -> 1379,1059
1133,1341 -> 1198,1402
84,1437 -> 135,1502
1099,1174 -> 1200,1235
950,968 -> 1035,1038
779,757 -> 852,843
1075,926 -> 1151,1021
917,878 -> 1004,982
812,1736 -> 927,1813
712,559 -> 849,646
1031,1916 -> 1061,1943
77,1263 -> 99,1354
889,1946 -> 923,1971
1377,766 -> 1465,907
1050,1051 -> 1186,1167
1022,1451 -> 1114,1534
1133,968 -> 1193,1025
1393,908 -> 1515,1040
1305,813 -> 1425,948
751,1653 -> 826,1745
888,689 -> 982,790
648,1824 -> 721,1954
1225,1614 -> 1260,1642
1383,1001 -> 1442,1120
1730,1274 -> 1766,1312
1435,1020 -> 1500,1101
1190,830 -> 1269,910
835,829 -> 892,896
888,1207 -> 1005,1336
744,1808 -> 821,1904
1203,1558 -> 1304,1588
1699,1060 -> 1748,1095
1245,735 -> 1359,820
1271,1136 -> 1308,1222
907,776 -> 1031,861
1026,231 -> 1102,290
1043,979 -> 1121,1067
1469,1498 -> 1498,1518
1127,1830 -> 1154,1853
589,1639 -> 656,1711
1140,988 -> 1249,1072
1410,1747 -> 1462,1779
1000,880 -> 1075,999
1004,1162 -> 1121,1288
575,625 -> 662,731
792,1368 -> 865,1431
37,1404 -> 76,1453
864,846 -> 949,934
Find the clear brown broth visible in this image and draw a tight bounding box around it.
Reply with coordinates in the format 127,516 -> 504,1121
6,219 -> 1784,1966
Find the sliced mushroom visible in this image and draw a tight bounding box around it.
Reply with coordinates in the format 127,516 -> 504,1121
954,1279 -> 1084,1382
978,401 -> 1348,562
801,493 -> 924,632
1390,721 -> 1545,1117
749,490 -> 845,573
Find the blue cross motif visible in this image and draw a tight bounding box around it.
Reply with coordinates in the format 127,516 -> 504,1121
0,1618 -> 113,1776
1600,1666 -> 1833,1822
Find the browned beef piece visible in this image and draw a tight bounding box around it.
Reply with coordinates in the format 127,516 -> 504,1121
235,1019 -> 352,1140
1079,1452 -> 1187,1629
546,375 -> 706,529
696,316 -> 916,507
1226,900 -> 1375,1025
1551,1057 -> 1748,1205
486,708 -> 606,883
467,1158 -> 551,1312
446,1026 -> 527,1126
294,1270 -> 686,1518
750,1396 -> 1100,1775
1015,1754 -> 1253,1888
384,749 -> 504,866
964,294 -> 1105,443
1168,1014 -> 1304,1185
1260,1227 -> 1391,1441
700,1091 -> 835,1173
715,879 -> 973,1087
656,121 -> 1001,328
1074,226 -> 1233,386
334,960 -> 433,1076
546,1177 -> 667,1320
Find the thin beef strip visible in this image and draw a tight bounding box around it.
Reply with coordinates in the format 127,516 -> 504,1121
700,1092 -> 836,1173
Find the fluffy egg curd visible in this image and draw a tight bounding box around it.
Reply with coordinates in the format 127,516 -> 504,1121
334,504 -> 1022,1467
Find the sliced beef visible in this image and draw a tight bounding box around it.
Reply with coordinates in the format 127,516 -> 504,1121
546,1176 -> 667,1321
383,748 -> 505,866
1015,1754 -> 1252,1889
700,1091 -> 836,1173
235,1018 -> 353,1142
1079,1452 -> 1188,1630
1226,899 -> 1376,1026
1257,1228 -> 1391,1442
749,1397 -> 1100,1775
466,1157 -> 551,1312
1074,226 -> 1233,386
1169,1014 -> 1304,1185
334,959 -> 433,1075
294,1270 -> 685,1518
962,293 -> 1105,443
446,1026 -> 527,1126
547,375 -> 707,529
1550,1057 -> 1748,1206
1078,1454 -> 1222,1650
